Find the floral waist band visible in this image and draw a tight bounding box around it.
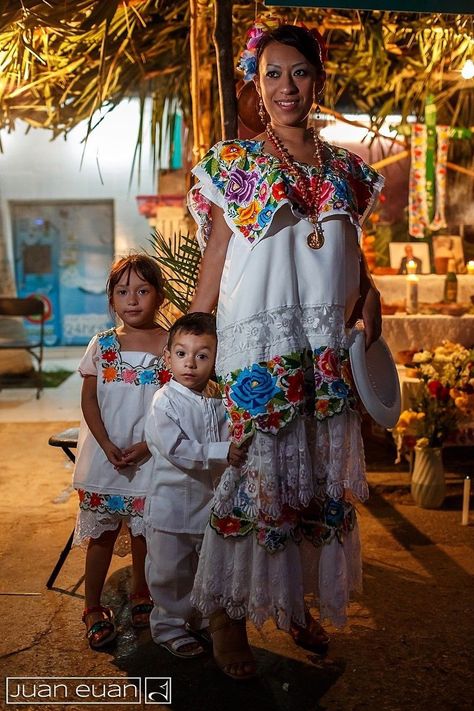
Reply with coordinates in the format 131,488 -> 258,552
78,489 -> 145,517
210,496 -> 356,553
220,346 -> 357,444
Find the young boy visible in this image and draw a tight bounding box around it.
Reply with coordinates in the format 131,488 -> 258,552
144,312 -> 246,658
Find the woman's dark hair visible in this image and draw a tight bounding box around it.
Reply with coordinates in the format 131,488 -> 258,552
167,312 -> 216,349
256,24 -> 324,76
107,253 -> 164,306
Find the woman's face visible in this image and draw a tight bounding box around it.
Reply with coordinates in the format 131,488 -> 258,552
255,41 -> 324,128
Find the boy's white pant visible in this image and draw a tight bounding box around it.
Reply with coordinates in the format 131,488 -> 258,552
144,525 -> 207,644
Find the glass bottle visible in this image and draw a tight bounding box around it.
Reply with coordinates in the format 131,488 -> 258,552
443,258 -> 458,303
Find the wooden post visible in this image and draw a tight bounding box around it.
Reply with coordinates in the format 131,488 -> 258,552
213,0 -> 237,140
189,0 -> 213,161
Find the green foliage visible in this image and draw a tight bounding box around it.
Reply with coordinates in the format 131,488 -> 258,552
149,229 -> 201,321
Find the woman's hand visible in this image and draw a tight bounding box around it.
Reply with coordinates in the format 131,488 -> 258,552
347,251 -> 382,349
361,285 -> 382,349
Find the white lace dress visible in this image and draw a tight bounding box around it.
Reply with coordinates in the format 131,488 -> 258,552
188,139 -> 384,627
72,329 -> 171,552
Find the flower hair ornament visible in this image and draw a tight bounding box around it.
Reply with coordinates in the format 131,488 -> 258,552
237,18 -> 327,82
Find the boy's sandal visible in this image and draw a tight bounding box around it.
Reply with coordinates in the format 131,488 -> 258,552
184,622 -> 212,646
289,612 -> 330,654
159,634 -> 205,658
209,609 -> 257,680
129,591 -> 153,629
82,606 -> 117,650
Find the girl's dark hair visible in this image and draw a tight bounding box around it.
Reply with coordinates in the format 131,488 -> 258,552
107,253 -> 164,306
167,312 -> 216,349
256,24 -> 324,76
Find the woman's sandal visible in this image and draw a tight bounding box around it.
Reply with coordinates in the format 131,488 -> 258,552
289,610 -> 330,654
129,590 -> 153,629
82,606 -> 117,650
159,634 -> 205,659
209,609 -> 257,680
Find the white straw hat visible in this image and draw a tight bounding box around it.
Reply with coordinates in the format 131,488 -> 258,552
349,329 -> 401,429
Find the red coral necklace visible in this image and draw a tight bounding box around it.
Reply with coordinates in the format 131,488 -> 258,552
265,124 -> 325,249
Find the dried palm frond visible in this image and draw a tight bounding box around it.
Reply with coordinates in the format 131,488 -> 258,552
0,2 -> 473,170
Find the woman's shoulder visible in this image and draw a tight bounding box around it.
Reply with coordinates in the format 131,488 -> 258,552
195,138 -> 276,179
325,143 -> 376,175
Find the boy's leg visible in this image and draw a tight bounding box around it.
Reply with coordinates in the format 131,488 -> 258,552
145,527 -> 201,646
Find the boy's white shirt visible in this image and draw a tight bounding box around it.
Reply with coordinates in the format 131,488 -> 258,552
144,378 -> 230,534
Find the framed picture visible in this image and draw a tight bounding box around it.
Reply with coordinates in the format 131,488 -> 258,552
389,242 -> 431,274
432,235 -> 464,274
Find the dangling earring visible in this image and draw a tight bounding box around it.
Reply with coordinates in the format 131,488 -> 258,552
258,96 -> 267,126
314,89 -> 322,120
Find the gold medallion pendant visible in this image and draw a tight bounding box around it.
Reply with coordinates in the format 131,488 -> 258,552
307,222 -> 325,249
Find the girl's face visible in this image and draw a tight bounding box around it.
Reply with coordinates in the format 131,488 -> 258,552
111,268 -> 161,330
255,41 -> 324,129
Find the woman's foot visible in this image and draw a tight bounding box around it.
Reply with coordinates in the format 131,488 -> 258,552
82,606 -> 117,650
290,610 -> 330,654
209,609 -> 257,680
129,590 -> 153,628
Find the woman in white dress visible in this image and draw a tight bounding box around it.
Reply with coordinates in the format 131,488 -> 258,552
188,23 -> 384,679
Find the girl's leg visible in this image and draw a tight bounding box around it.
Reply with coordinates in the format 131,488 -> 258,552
129,533 -> 152,627
83,526 -> 120,646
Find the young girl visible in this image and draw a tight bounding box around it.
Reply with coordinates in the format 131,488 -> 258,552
72,254 -> 170,650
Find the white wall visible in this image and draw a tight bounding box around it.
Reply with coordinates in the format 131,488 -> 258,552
0,98 -> 157,272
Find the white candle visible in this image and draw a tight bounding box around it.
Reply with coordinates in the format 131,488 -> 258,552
406,259 -> 417,275
406,274 -> 419,314
461,476 -> 471,525
467,260 -> 474,276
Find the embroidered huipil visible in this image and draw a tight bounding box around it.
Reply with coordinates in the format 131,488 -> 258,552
188,140 -> 384,627
73,329 -> 171,522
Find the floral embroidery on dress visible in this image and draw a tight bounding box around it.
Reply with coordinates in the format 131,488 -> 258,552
220,347 -> 355,443
313,346 -> 356,420
210,496 -> 356,553
78,489 -> 145,517
220,352 -> 305,444
96,329 -> 171,386
189,139 -> 384,250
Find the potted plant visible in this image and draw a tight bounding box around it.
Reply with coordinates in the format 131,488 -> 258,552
392,341 -> 474,508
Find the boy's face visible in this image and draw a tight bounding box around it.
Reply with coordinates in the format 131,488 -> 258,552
165,330 -> 216,393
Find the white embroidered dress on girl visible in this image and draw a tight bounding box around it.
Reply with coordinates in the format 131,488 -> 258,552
73,328 -> 170,549
188,139 -> 384,628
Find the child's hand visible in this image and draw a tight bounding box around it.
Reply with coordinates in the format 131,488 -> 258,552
103,441 -> 128,469
122,441 -> 150,466
227,442 -> 248,467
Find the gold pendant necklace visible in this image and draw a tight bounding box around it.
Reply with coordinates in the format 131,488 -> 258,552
307,221 -> 325,249
265,124 -> 325,250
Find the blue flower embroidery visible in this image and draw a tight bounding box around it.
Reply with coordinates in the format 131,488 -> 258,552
139,369 -> 155,385
329,379 -> 349,398
324,499 -> 345,527
98,333 -> 115,348
231,364 -> 282,416
257,206 -> 275,227
107,496 -> 126,512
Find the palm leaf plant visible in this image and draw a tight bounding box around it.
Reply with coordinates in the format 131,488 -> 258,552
149,229 -> 201,325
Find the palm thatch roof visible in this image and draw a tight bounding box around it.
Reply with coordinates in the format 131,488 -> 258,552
0,1 -> 473,161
